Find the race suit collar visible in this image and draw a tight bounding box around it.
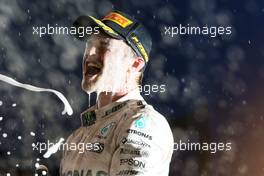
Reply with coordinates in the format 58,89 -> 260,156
80,88 -> 144,126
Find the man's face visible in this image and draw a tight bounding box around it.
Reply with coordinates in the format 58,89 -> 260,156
82,33 -> 134,93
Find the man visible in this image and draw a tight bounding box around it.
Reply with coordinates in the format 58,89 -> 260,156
60,11 -> 174,176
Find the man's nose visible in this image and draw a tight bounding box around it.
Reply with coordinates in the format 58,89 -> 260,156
88,47 -> 97,56
83,46 -> 97,63
87,46 -> 104,63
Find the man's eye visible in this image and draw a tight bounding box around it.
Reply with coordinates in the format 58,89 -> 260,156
99,46 -> 109,53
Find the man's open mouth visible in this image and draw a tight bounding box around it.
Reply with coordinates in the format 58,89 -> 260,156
85,62 -> 103,77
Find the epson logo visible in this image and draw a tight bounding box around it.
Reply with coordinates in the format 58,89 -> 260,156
120,158 -> 146,169
127,129 -> 152,140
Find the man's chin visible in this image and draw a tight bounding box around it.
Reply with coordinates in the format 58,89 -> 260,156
81,74 -> 101,93
81,81 -> 97,93
81,74 -> 125,94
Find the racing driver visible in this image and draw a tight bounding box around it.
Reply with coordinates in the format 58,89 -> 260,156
60,11 -> 174,176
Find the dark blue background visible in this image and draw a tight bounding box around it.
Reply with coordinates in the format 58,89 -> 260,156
0,0 -> 264,175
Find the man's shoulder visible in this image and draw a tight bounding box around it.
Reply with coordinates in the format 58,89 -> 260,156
125,100 -> 173,136
135,102 -> 169,125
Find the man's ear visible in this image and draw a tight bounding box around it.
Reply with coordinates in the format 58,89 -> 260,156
132,57 -> 145,72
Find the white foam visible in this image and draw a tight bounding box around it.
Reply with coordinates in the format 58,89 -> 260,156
0,74 -> 73,116
2,133 -> 7,138
35,163 -> 40,168
30,132 -> 35,136
43,138 -> 64,158
0,100 -> 2,106
88,93 -> 91,107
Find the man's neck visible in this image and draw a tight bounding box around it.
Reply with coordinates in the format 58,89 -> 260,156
97,91 -> 127,108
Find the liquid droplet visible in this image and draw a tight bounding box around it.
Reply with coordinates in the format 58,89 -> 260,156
43,138 -> 64,158
30,132 -> 35,136
88,93 -> 91,108
2,133 -> 7,138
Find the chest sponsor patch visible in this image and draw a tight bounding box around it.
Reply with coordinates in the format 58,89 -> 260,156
95,122 -> 116,139
127,129 -> 152,140
120,148 -> 149,157
81,111 -> 96,126
120,158 -> 146,169
121,137 -> 151,148
103,102 -> 127,117
89,142 -> 104,153
101,122 -> 116,137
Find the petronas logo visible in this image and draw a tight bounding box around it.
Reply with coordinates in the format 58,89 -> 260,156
100,122 -> 116,137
